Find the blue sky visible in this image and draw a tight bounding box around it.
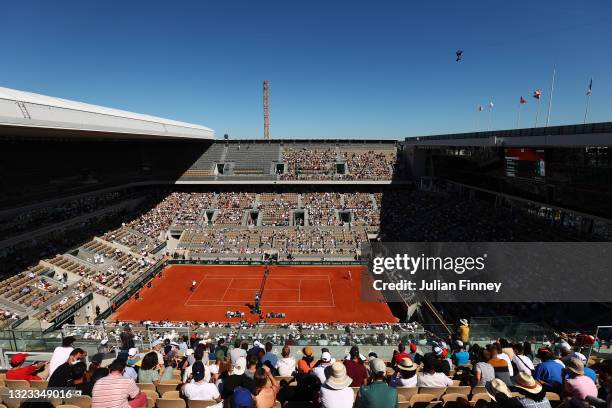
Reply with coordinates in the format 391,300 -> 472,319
1,0 -> 610,139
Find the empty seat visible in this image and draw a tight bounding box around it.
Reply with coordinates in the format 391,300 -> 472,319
162,391 -> 181,399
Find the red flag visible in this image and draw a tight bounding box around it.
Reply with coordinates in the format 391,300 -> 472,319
533,89 -> 542,100
520,96 -> 527,104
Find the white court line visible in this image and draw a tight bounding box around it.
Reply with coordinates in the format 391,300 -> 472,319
328,275 -> 335,308
220,278 -> 235,303
298,279 -> 301,303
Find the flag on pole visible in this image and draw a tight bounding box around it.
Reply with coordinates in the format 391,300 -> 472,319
586,79 -> 593,96
533,89 -> 542,99
477,105 -> 484,112
489,100 -> 494,110
520,96 -> 527,104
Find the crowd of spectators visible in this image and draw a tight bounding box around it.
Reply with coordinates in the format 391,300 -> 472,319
4,329 -> 610,408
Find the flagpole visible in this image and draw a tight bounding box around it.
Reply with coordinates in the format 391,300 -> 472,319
535,99 -> 540,128
584,94 -> 591,125
545,66 -> 556,127
584,79 -> 592,125
517,103 -> 522,128
488,98 -> 493,131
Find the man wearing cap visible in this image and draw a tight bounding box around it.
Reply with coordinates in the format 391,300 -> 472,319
6,353 -> 47,382
357,358 -> 397,408
533,348 -> 564,392
562,357 -> 598,406
220,356 -> 256,400
182,361 -> 222,406
312,351 -> 334,384
567,353 -> 596,383
344,346 -> 368,387
298,346 -> 316,374
319,361 -> 354,408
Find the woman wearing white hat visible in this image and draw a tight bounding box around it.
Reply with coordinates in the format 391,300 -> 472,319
319,362 -> 354,408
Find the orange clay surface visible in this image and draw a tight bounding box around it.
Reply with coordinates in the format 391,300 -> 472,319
113,264 -> 396,323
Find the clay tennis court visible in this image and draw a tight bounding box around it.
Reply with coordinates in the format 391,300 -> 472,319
113,264 -> 396,323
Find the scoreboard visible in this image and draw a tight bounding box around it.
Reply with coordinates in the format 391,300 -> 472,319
504,148 -> 546,179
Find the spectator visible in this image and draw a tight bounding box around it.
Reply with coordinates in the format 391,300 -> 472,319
253,366 -> 280,408
49,336 -> 75,376
357,358 -> 397,408
417,355 -> 452,387
487,344 -> 513,386
48,348 -> 86,388
389,358 -> 418,388
297,347 -> 316,375
215,338 -> 228,360
513,343 -> 535,375
344,346 -> 368,387
6,353 -> 47,382
393,343 -> 410,366
245,355 -> 258,380
533,348 -> 564,392
220,357 -> 255,400
319,361 -> 354,408
312,351 -> 334,384
68,362 -> 92,396
123,348 -> 140,381
452,340 -> 470,367
568,353 -> 596,383
262,342 -> 278,368
230,340 -> 248,364
181,361 -> 222,407
512,372 -> 552,408
458,319 -> 470,344
276,345 -> 296,377
92,359 -> 146,408
473,349 -> 495,386
137,351 -> 164,385
563,357 -> 598,405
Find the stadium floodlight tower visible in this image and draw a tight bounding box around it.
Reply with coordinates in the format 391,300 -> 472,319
263,80 -> 270,139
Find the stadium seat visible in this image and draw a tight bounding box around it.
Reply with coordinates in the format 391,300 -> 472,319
188,401 -> 221,408
471,386 -> 486,395
397,402 -> 410,408
29,379 -> 48,389
442,393 -> 468,405
142,389 -> 159,401
4,380 -> 29,390
351,386 -> 360,398
162,391 -> 181,399
469,393 -> 491,405
418,387 -> 446,399
63,395 -> 92,408
410,393 -> 437,408
396,387 -> 418,401
157,383 -> 179,396
451,380 -> 461,386
138,383 -> 157,393
445,386 -> 470,396
157,398 -> 187,408
147,397 -> 155,408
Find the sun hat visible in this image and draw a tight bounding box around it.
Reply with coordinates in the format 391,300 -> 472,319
370,358 -> 386,375
397,357 -> 417,372
232,356 -> 247,375
460,319 -> 469,326
485,379 -> 512,401
513,372 -> 543,394
325,361 -> 353,390
128,347 -> 138,357
321,352 -> 332,362
455,340 -> 464,347
565,357 -> 584,375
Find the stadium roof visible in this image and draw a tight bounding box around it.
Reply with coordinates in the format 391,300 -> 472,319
0,86 -> 214,140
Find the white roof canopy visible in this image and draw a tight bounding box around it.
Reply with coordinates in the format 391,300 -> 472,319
0,86 -> 214,140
